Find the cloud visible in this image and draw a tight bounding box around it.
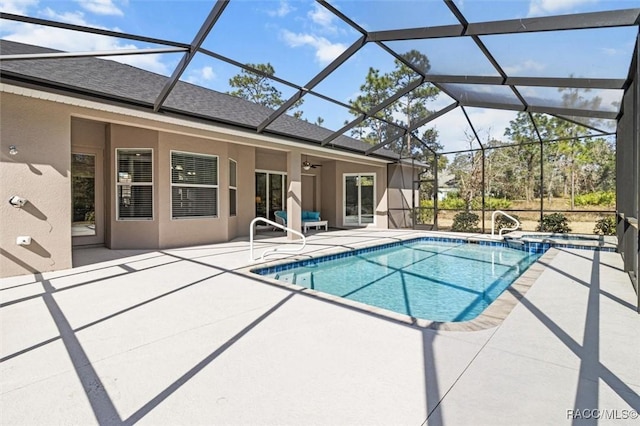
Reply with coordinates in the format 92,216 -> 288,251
528,0 -> 597,16
185,66 -> 216,86
502,59 -> 546,75
1,6 -> 171,75
421,95 -> 518,151
42,7 -> 89,26
75,0 -> 124,16
0,0 -> 38,15
598,47 -> 619,56
281,30 -> 346,65
308,3 -> 334,27
267,0 -> 294,17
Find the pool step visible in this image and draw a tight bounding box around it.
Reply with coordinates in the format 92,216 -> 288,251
275,272 -> 296,283
296,271 -> 314,287
505,239 -> 525,249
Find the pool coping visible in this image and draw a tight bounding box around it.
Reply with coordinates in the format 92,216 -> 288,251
239,233 -> 565,332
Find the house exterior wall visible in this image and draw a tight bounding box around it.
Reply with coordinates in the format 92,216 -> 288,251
229,144 -> 256,240
0,88 -> 400,277
107,124 -> 161,249
0,93 -> 73,276
157,131 -> 229,248
388,163 -> 418,229
321,161 -> 388,229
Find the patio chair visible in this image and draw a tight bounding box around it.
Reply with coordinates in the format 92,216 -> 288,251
274,210 -> 287,231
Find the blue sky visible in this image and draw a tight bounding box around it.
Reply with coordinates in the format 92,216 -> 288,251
1,0 -> 637,151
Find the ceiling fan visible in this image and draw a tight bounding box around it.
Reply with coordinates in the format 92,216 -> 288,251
302,156 -> 322,170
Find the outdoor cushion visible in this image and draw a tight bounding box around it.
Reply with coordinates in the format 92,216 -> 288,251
275,210 -> 321,224
302,211 -> 321,221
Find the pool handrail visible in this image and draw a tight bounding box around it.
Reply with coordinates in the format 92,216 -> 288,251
249,217 -> 306,261
491,210 -> 521,238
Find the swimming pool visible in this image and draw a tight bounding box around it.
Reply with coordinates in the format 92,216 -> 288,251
253,238 -> 542,322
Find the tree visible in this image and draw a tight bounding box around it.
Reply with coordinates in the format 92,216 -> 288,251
447,133 -> 483,209
503,113 -> 544,202
346,50 -> 441,159
228,63 -> 304,119
347,67 -> 395,143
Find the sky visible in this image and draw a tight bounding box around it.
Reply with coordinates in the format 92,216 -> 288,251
1,0 -> 637,151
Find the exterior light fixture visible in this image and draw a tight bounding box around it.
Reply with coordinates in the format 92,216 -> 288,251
9,145 -> 18,155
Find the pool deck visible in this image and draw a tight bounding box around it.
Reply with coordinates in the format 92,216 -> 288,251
1,229 -> 638,425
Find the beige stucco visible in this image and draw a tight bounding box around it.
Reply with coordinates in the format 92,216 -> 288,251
322,160 -> 389,229
0,93 -> 73,276
0,86 -> 410,277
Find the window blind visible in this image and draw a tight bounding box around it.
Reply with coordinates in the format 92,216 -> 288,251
117,149 -> 153,220
171,152 -> 218,219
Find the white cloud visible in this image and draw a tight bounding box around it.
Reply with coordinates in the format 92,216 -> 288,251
267,0 -> 293,17
42,7 -> 89,26
1,7 -> 171,75
502,59 -> 546,75
598,47 -> 619,56
308,3 -> 334,28
423,95 -> 517,152
281,30 -> 346,65
528,0 -> 597,17
75,0 -> 124,16
0,0 -> 38,15
185,66 -> 216,86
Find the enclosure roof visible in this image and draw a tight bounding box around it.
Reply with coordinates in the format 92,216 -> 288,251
1,1 -> 638,156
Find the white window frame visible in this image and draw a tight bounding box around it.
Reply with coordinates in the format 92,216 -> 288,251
116,148 -> 154,221
170,150 -> 219,220
229,158 -> 237,217
342,173 -> 376,226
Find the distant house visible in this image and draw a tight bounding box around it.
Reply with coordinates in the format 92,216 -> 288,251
437,172 -> 457,201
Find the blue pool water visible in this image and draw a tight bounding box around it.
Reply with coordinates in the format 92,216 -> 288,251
254,239 -> 542,322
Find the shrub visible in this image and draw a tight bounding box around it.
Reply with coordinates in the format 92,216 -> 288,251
415,200 -> 434,224
494,213 -> 521,233
574,191 -> 615,207
471,197 -> 512,210
439,193 -> 511,210
439,194 -> 466,210
593,216 -> 616,236
452,211 -> 480,232
536,213 -> 571,233
84,210 -> 95,222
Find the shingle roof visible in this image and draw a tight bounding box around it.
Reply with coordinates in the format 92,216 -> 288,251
0,40 -> 399,160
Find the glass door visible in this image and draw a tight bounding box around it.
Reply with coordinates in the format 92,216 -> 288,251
255,171 -> 286,222
71,150 -> 104,245
343,173 -> 375,226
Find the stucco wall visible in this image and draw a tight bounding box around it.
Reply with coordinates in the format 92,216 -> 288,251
255,150 -> 287,171
0,87 -> 398,277
0,93 -> 73,276
319,160 -> 387,229
157,132 -> 229,248
107,124 -> 160,249
231,144 -> 256,240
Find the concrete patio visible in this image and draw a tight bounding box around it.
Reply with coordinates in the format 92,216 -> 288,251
1,229 -> 638,425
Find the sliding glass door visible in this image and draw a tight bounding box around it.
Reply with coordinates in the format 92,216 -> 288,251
344,173 -> 375,226
255,171 -> 287,222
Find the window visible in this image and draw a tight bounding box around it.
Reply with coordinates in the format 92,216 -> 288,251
344,173 -> 375,226
229,159 -> 237,217
171,151 -> 218,219
117,149 -> 153,220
